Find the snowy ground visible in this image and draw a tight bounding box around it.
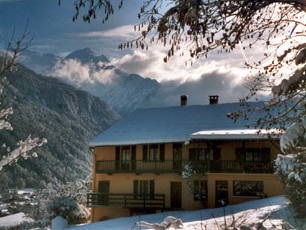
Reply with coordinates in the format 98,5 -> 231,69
0,212 -> 33,227
0,196 -> 304,229
68,196 -> 305,230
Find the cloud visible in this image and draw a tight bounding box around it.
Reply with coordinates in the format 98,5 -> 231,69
110,42 -> 254,83
151,72 -> 265,107
79,25 -> 137,40
51,59 -> 119,87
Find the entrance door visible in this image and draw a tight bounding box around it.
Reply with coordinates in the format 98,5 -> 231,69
171,182 -> 182,209
215,180 -> 228,207
173,143 -> 182,171
98,181 -> 110,205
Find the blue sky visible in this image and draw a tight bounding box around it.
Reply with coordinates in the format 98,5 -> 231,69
0,0 -> 142,56
0,0 -> 268,94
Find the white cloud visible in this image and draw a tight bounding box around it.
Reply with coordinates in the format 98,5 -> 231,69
80,25 -> 137,39
110,42 -> 254,84
51,59 -> 118,87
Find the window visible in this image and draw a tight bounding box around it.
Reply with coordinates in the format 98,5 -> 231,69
133,180 -> 155,199
189,148 -> 220,161
116,146 -> 136,161
121,146 -> 131,160
236,148 -> 270,162
143,144 -> 165,161
194,180 -> 208,200
233,181 -> 264,196
173,143 -> 182,160
189,148 -> 210,160
115,146 -> 136,170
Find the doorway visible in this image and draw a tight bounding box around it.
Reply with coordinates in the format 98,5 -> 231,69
170,182 -> 182,209
98,180 -> 110,205
215,180 -> 228,207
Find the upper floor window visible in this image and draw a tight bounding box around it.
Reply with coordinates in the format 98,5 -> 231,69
189,148 -> 209,160
233,180 -> 264,196
236,148 -> 270,162
189,148 -> 221,161
121,146 -> 131,160
115,146 -> 136,161
143,144 -> 165,161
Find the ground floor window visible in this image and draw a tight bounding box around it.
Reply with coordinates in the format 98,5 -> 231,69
233,180 -> 264,196
133,180 -> 155,199
194,180 -> 208,201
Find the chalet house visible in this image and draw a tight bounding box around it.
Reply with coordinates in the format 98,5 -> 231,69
87,96 -> 283,221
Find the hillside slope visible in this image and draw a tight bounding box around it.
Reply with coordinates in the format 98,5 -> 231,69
0,64 -> 120,188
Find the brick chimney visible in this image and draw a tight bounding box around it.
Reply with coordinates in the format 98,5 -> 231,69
209,95 -> 219,104
180,95 -> 188,106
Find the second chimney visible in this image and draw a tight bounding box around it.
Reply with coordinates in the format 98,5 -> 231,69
209,95 -> 219,104
181,95 -> 188,106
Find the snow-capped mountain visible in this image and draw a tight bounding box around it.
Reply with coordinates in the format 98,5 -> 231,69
0,62 -> 120,188
19,48 -> 251,115
19,48 -> 161,115
18,50 -> 61,76
64,47 -> 109,65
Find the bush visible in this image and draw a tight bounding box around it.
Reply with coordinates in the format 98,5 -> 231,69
47,197 -> 89,224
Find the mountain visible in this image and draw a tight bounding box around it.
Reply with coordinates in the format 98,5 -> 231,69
64,47 -> 109,65
52,48 -> 161,114
18,48 -> 250,116
18,50 -> 61,75
0,63 -> 120,188
18,48 -> 161,115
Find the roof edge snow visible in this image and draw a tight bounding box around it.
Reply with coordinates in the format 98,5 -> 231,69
191,129 -> 281,140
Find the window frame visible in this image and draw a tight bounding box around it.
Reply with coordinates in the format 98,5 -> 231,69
236,148 -> 270,162
133,180 -> 155,199
143,144 -> 165,162
193,180 -> 208,201
233,180 -> 264,197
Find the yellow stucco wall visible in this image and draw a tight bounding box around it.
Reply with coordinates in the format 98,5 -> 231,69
90,140 -> 283,221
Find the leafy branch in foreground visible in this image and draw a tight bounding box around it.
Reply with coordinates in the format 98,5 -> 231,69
0,31 -> 47,172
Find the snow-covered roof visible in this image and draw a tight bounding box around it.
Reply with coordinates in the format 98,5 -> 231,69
191,129 -> 281,140
90,102 -> 276,146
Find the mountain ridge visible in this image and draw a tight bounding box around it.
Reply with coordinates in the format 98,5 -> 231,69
0,62 -> 120,188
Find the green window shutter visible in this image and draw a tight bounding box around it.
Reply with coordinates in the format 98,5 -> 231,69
133,180 -> 139,195
189,149 -> 196,160
160,144 -> 165,162
115,146 -> 120,169
143,145 -> 148,161
150,180 -> 155,199
150,180 -> 155,196
235,148 -> 243,161
131,145 -> 136,160
263,148 -> 270,161
115,146 -> 120,160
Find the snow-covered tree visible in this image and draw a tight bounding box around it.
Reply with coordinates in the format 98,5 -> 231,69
0,33 -> 47,172
30,179 -> 90,225
275,118 -> 306,217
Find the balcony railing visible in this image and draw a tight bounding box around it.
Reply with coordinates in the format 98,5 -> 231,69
87,193 -> 165,209
95,160 -> 274,174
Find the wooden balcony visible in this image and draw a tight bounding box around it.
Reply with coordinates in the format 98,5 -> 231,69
87,193 -> 166,209
95,160 -> 274,174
